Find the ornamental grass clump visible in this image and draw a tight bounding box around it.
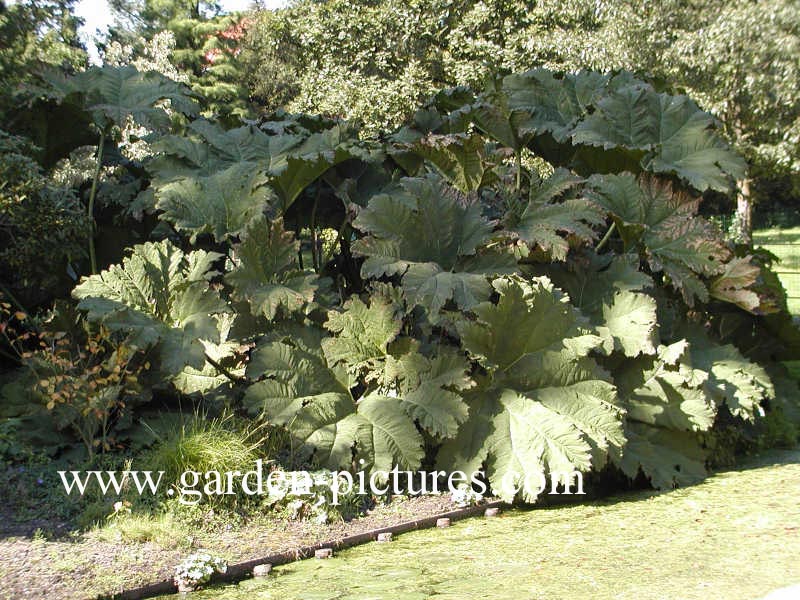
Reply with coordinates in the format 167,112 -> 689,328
146,413 -> 268,496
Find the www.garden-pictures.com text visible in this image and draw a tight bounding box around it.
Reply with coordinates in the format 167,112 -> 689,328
57,461 -> 585,505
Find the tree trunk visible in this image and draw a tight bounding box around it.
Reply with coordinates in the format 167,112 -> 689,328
736,178 -> 753,245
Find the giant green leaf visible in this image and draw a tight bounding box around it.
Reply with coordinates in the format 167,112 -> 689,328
72,240 -> 228,375
322,293 -> 402,376
487,389 -> 593,501
572,83 -> 668,150
587,173 -> 731,304
352,175 -> 517,315
245,335 -> 427,472
438,276 -> 625,502
150,120 -> 376,224
323,293 -> 474,438
614,341 -> 715,432
573,86 -> 745,191
435,386 -> 496,477
225,216 -> 318,320
426,70 -> 743,192
156,162 -> 273,242
244,338 -> 361,468
503,69 -> 606,143
173,314 -> 244,395
514,199 -> 605,261
530,254 -> 658,358
596,291 -> 659,358
458,276 -> 588,370
355,393 -> 425,475
43,65 -> 199,130
150,120 -> 300,183
400,133 -> 496,193
617,423 -> 707,489
681,329 -> 774,420
391,348 -> 473,438
609,338 -> 719,490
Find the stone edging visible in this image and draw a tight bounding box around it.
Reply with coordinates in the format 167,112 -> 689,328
100,500 -> 505,600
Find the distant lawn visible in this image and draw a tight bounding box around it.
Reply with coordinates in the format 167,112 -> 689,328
754,226 -> 800,314
176,449 -> 800,600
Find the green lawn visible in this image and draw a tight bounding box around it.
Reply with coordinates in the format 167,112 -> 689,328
754,227 -> 800,314
171,449 -> 800,600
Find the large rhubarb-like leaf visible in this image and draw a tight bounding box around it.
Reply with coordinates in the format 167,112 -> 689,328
617,423 -> 707,489
573,85 -> 745,191
322,293 -> 402,377
610,339 -> 714,489
503,69 -> 607,143
614,341 -> 715,432
244,334 -> 427,472
150,120 -> 373,223
244,336 -> 361,468
225,216 -> 318,320
513,199 -> 605,261
173,314 -> 244,395
431,71 -> 743,192
387,347 -> 473,438
44,65 -> 198,129
156,163 -> 273,242
587,173 -> 732,304
437,276 -> 625,502
73,240 -> 228,375
680,329 -> 774,420
354,392 -> 426,475
530,254 -> 658,358
396,133 -> 496,193
352,175 -> 517,315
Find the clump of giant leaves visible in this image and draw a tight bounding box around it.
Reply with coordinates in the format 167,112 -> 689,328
68,67 -> 800,501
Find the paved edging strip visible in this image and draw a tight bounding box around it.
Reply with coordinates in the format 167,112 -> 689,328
100,500 -> 504,600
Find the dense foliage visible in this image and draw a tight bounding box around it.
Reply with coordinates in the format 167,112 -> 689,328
106,0 -> 252,121
0,0 -> 86,121
5,63 -> 795,504
240,0 -> 800,236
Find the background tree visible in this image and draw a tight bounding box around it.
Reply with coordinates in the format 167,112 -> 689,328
240,0 -> 800,238
613,0 -> 800,242
240,0 -> 450,133
106,0 -> 251,120
108,0 -> 222,36
0,0 -> 89,308
0,0 -> 87,122
239,0 -> 629,131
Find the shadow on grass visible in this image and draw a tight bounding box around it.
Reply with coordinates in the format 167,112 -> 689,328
2,446 -> 798,544
507,446 -> 800,515
754,227 -> 800,246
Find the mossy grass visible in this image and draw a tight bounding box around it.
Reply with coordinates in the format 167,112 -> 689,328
174,448 -> 800,600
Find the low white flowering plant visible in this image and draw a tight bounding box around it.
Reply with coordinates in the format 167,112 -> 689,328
265,469 -> 365,524
451,483 -> 484,508
174,551 -> 227,590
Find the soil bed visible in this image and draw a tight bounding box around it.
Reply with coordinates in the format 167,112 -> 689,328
0,494 -> 458,600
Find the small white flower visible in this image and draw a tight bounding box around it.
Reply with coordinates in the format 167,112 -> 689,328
174,552 -> 227,587
451,483 -> 483,507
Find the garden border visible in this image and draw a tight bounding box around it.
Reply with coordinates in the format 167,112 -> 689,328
101,500 -> 505,600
